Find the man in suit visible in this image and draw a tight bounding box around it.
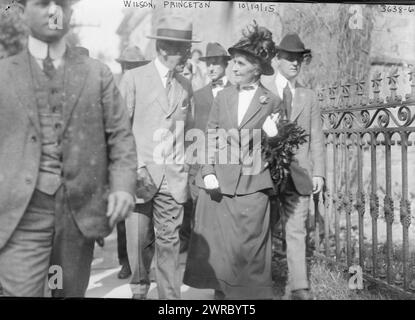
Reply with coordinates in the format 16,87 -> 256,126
0,0 -> 137,297
119,16 -> 198,299
262,33 -> 325,300
114,46 -> 150,280
179,42 -> 231,252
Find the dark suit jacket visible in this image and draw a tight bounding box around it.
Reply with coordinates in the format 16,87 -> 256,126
193,81 -> 232,131
0,48 -> 137,249
195,83 -> 282,196
189,81 -> 230,200
262,74 -> 326,195
119,61 -> 194,204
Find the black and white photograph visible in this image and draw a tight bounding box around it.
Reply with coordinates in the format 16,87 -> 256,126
0,0 -> 414,305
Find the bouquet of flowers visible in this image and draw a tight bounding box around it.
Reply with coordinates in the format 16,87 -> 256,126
262,119 -> 308,195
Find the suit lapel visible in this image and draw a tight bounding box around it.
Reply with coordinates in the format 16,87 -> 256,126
263,75 -> 279,98
9,49 -> 41,133
226,86 -> 239,129
239,84 -> 264,129
62,47 -> 89,133
290,83 -> 305,122
145,62 -> 170,115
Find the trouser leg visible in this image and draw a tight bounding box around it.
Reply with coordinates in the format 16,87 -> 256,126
117,221 -> 129,266
283,179 -> 310,291
126,202 -> 154,296
152,178 -> 184,299
50,188 -> 95,298
0,190 -> 55,297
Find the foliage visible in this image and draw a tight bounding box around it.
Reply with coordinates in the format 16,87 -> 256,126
262,120 -> 308,194
0,6 -> 27,59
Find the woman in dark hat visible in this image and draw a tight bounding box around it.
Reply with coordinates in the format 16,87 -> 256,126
183,21 -> 282,300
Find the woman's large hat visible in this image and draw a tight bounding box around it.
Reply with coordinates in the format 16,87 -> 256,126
199,42 -> 231,62
275,33 -> 311,54
116,46 -> 150,65
147,16 -> 201,43
228,20 -> 276,76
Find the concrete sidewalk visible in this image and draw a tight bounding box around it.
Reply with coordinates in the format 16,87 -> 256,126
85,229 -> 214,299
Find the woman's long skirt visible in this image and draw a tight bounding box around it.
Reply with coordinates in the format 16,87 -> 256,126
183,189 -> 273,299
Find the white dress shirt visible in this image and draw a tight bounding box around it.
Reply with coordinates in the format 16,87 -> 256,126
28,35 -> 66,70
212,76 -> 228,98
237,81 -> 259,126
154,56 -> 171,88
275,72 -> 296,99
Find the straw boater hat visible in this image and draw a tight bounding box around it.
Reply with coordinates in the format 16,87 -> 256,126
228,20 -> 276,76
116,46 -> 150,65
147,16 -> 201,43
199,42 -> 231,62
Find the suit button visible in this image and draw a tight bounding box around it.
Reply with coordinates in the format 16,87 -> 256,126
30,136 -> 37,143
25,177 -> 33,184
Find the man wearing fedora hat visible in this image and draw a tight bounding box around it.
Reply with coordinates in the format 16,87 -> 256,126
119,15 -> 199,299
116,46 -> 151,74
114,45 -> 150,280
262,33 -> 325,300
195,42 -> 232,131
179,42 -> 232,252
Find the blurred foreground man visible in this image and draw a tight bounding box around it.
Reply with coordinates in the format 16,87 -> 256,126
263,33 -> 325,300
0,0 -> 136,297
119,16 -> 198,299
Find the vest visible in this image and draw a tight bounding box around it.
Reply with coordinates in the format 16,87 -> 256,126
29,56 -> 65,195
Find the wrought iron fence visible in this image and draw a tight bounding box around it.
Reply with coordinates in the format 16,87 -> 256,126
313,67 -> 415,297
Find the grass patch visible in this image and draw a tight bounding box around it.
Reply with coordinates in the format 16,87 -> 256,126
272,255 -> 399,300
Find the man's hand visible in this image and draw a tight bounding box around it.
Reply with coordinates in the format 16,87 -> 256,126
203,174 -> 219,190
262,113 -> 280,137
106,191 -> 135,228
313,176 -> 325,194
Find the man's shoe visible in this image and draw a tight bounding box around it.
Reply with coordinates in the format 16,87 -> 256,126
291,289 -> 314,300
132,293 -> 147,300
118,264 -> 132,279
96,238 -> 105,247
214,290 -> 226,300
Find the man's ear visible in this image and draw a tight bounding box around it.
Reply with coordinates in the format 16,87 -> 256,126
159,48 -> 167,59
15,2 -> 25,15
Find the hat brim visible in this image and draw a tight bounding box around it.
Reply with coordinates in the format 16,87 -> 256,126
199,55 -> 231,62
275,46 -> 311,54
228,47 -> 274,76
116,59 -> 151,64
146,35 -> 201,43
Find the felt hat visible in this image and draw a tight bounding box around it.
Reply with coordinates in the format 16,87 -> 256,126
147,16 -> 200,43
275,33 -> 311,54
116,46 -> 150,65
199,42 -> 231,62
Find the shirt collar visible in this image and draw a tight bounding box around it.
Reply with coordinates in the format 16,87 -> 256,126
238,80 -> 259,92
276,72 -> 296,92
154,56 -> 172,80
211,75 -> 228,88
28,35 -> 66,60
